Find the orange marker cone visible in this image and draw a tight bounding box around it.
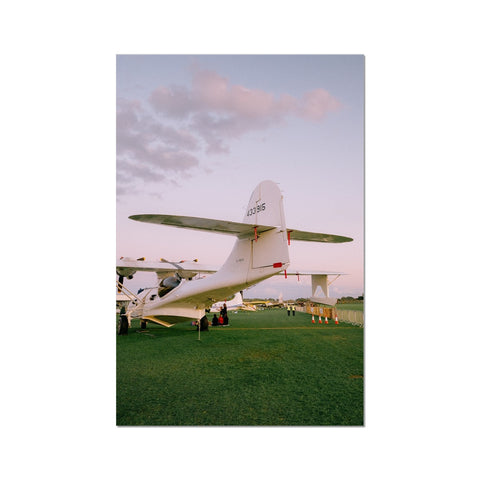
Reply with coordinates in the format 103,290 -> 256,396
311,315 -> 315,324
325,317 -> 328,325
319,316 -> 322,324
335,315 -> 339,325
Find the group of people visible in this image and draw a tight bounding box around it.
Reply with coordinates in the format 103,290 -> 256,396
212,303 -> 229,326
211,312 -> 229,326
194,303 -> 230,331
286,304 -> 296,316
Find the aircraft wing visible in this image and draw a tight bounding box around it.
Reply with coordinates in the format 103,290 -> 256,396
129,214 -> 276,236
280,270 -> 346,276
116,257 -> 218,280
130,214 -> 353,243
278,270 -> 346,306
287,229 -> 353,243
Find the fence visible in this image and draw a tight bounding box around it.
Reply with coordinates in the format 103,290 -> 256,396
336,309 -> 364,326
298,304 -> 364,327
305,305 -> 335,318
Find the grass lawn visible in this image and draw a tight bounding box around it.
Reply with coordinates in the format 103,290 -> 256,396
117,309 -> 363,426
336,302 -> 364,311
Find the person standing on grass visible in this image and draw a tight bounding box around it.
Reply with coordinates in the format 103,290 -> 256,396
200,315 -> 209,331
292,305 -> 295,316
118,306 -> 128,335
287,304 -> 291,316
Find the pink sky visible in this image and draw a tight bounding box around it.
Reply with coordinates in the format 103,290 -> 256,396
117,56 -> 364,298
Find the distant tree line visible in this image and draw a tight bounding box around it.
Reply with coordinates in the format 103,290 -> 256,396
245,295 -> 364,304
337,295 -> 364,304
295,296 -> 364,304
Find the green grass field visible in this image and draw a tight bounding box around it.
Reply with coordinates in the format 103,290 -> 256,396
117,309 -> 363,426
336,303 -> 364,311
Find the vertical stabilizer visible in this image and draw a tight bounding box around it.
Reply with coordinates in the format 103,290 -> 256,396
242,180 -> 287,228
218,180 -> 290,287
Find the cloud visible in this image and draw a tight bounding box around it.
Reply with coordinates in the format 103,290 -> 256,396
117,68 -> 341,197
116,98 -> 200,198
298,89 -> 341,120
153,69 -> 299,121
150,68 -> 341,122
149,68 -> 341,154
149,85 -> 196,118
117,160 -> 166,183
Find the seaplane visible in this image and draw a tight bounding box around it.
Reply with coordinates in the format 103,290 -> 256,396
116,180 -> 352,328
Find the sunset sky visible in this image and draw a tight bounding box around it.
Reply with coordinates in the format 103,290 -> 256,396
116,55 -> 364,298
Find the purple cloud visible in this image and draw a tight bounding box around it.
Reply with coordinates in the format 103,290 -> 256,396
148,69 -> 341,154
117,68 -> 341,197
116,98 -> 201,198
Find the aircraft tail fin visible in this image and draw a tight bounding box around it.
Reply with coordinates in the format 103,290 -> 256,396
218,180 -> 289,286
241,180 -> 286,228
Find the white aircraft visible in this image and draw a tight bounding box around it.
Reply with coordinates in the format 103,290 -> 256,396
210,292 -> 249,313
116,180 -> 352,327
244,292 -> 284,309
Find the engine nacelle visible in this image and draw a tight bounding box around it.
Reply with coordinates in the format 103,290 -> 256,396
117,256 -> 146,279
116,267 -> 137,278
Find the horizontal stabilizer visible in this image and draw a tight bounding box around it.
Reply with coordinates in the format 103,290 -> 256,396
288,229 -> 353,243
129,214 -> 276,236
309,296 -> 338,306
130,214 -> 353,243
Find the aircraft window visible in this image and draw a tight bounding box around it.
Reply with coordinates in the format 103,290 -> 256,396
158,274 -> 182,297
150,294 -> 157,301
